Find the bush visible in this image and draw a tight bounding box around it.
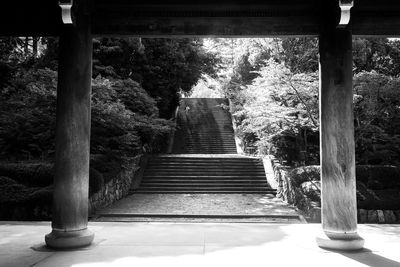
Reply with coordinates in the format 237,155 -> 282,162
287,165 -> 320,187
91,77 -> 173,157
28,186 -> 53,206
89,167 -> 104,195
0,68 -> 57,160
0,162 -> 53,186
356,165 -> 400,189
0,71 -> 173,161
0,176 -> 17,185
0,182 -> 37,204
284,165 -> 400,211
0,157 -> 123,192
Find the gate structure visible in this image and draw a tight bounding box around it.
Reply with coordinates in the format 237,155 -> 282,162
1,0 -> 399,250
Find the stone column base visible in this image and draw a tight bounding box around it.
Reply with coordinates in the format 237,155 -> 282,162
316,233 -> 364,251
45,228 -> 94,249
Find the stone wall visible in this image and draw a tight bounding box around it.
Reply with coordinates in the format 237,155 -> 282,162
270,157 -> 400,223
88,155 -> 142,214
271,157 -> 321,222
358,209 -> 400,223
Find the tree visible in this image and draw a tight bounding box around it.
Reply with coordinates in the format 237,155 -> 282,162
93,38 -> 219,117
237,59 -> 319,164
353,38 -> 400,76
353,71 -> 400,165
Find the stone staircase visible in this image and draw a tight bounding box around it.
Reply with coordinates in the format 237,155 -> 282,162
133,98 -> 276,195
136,155 -> 276,194
172,98 -> 237,154
95,98 -> 300,222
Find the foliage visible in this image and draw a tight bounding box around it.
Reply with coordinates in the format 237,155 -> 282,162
233,59 -> 320,165
215,37 -> 400,166
287,165 -> 321,187
353,38 -> 400,76
93,38 -> 219,117
353,71 -> 400,165
189,74 -> 224,98
283,165 -> 400,213
0,67 -> 173,160
90,76 -> 174,157
280,38 -> 319,73
0,68 -> 57,160
0,162 -> 53,187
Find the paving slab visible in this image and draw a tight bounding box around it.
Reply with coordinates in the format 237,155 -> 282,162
94,193 -> 300,222
1,222 -> 400,267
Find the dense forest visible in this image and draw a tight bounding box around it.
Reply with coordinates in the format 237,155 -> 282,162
1,37 -> 400,165
190,38 -> 400,167
1,36 -> 400,221
0,37 -> 218,161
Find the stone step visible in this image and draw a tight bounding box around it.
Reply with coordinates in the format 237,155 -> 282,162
144,172 -> 266,176
183,144 -> 236,146
183,140 -> 236,142
183,131 -> 234,134
145,166 -> 263,170
146,163 -> 263,166
143,174 -> 266,178
181,151 -> 237,153
143,177 -> 267,180
92,215 -> 302,223
147,161 -> 262,164
136,186 -> 275,190
140,184 -> 270,188
144,170 -> 264,173
141,179 -> 269,183
144,171 -> 266,175
143,172 -> 266,176
135,189 -> 277,193
183,146 -> 237,148
144,171 -> 265,177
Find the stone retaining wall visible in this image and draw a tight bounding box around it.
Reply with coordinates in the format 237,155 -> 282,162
88,155 -> 142,214
358,209 -> 400,223
271,157 -> 321,221
270,157 -> 400,223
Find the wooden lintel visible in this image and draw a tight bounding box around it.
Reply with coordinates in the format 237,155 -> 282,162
2,0 -> 400,37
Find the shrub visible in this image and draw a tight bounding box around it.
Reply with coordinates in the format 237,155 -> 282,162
0,176 -> 17,186
283,165 -> 400,212
0,182 -> 37,204
0,68 -> 57,160
287,165 -> 320,187
89,167 -> 104,195
1,72 -> 173,161
356,165 -> 400,189
28,186 -> 53,206
0,162 -> 53,186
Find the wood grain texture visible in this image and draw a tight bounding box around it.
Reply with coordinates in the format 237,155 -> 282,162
52,0 -> 93,232
3,0 -> 400,36
319,28 -> 358,238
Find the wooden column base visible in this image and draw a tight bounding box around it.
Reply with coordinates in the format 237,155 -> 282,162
316,232 -> 364,251
45,228 -> 94,249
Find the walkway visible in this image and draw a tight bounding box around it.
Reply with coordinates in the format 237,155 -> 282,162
1,222 -> 400,267
93,193 -> 301,222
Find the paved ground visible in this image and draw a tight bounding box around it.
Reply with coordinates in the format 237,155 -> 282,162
1,222 -> 400,267
94,193 -> 301,222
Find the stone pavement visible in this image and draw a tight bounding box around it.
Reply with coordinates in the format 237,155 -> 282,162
93,193 -> 302,222
1,222 -> 400,267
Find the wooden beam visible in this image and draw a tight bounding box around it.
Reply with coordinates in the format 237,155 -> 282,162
2,0 -> 400,36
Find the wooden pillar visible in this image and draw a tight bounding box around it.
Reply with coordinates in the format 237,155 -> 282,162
317,27 -> 364,250
45,0 -> 94,249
